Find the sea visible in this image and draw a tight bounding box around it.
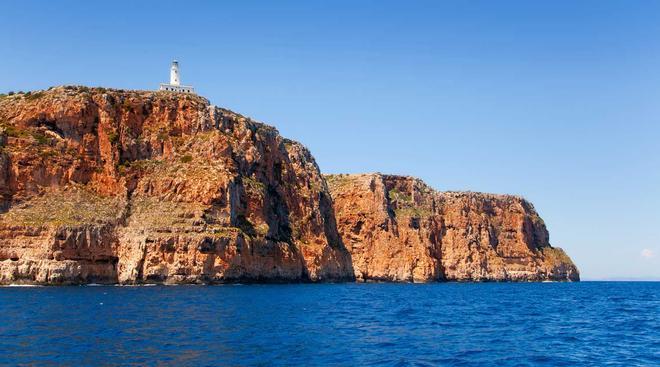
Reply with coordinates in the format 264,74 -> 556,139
0,282 -> 658,366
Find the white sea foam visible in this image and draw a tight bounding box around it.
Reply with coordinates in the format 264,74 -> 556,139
4,284 -> 43,287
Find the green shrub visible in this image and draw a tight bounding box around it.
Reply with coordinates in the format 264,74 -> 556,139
388,188 -> 412,203
32,132 -> 49,145
25,91 -> 45,101
180,154 -> 193,163
1,124 -> 28,138
255,223 -> 269,237
117,163 -> 128,176
157,129 -> 169,141
122,99 -> 133,111
107,130 -> 119,145
243,176 -> 265,194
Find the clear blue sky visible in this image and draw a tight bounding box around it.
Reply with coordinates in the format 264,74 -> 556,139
2,1 -> 659,280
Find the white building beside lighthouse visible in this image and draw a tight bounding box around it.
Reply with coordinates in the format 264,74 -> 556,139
159,60 -> 195,93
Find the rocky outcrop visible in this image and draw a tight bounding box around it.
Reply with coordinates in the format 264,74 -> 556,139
0,87 -> 353,284
0,87 -> 579,285
325,174 -> 579,282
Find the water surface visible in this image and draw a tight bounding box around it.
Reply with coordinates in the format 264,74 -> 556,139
1,282 -> 658,366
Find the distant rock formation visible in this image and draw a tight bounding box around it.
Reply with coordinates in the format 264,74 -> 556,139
326,173 -> 579,282
0,87 -> 578,284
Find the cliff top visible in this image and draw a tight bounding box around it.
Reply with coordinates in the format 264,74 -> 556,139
0,85 -> 210,103
324,172 -> 531,203
0,86 -> 306,160
0,85 -> 283,137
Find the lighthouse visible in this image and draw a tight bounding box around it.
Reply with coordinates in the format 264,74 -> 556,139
170,61 -> 180,86
159,60 -> 195,93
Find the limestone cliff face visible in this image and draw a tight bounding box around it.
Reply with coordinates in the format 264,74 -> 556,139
0,87 -> 353,284
325,174 -> 579,282
0,87 -> 579,284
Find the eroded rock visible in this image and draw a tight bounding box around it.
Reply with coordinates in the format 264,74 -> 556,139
0,87 -> 353,284
0,87 -> 578,285
325,173 -> 579,282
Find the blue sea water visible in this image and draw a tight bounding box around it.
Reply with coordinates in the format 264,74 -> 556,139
0,282 -> 658,366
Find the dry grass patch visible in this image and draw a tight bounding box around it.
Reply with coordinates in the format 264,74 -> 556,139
128,196 -> 240,237
541,247 -> 574,265
0,186 -> 125,227
324,174 -> 355,192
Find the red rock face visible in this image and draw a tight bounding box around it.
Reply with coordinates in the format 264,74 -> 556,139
326,174 -> 579,282
0,87 -> 353,284
0,87 -> 579,284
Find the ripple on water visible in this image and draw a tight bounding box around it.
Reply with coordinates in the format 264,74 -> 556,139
0,282 -> 658,366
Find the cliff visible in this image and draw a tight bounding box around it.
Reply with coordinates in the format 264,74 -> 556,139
0,87 -> 353,284
325,174 -> 579,282
0,87 -> 578,284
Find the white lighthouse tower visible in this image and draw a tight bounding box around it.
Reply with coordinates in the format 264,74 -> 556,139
160,60 -> 195,93
170,61 -> 180,86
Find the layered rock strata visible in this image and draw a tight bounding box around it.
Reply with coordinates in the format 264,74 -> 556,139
325,174 -> 579,282
0,87 -> 353,284
0,87 -> 579,284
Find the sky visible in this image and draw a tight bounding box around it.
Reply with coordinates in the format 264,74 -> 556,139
2,1 -> 659,280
